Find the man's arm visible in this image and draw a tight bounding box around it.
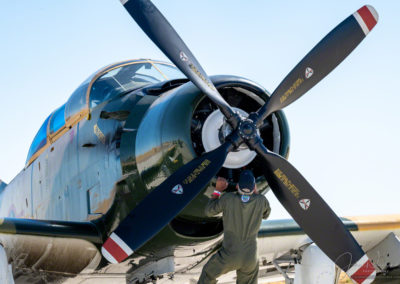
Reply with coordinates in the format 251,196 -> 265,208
205,198 -> 223,217
263,197 -> 271,219
204,177 -> 228,217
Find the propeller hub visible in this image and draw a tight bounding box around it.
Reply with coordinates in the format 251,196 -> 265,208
201,109 -> 258,168
238,119 -> 257,140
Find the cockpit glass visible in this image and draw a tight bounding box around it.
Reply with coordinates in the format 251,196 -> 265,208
49,104 -> 66,135
90,62 -> 170,108
154,63 -> 185,80
26,61 -> 184,166
26,115 -> 51,163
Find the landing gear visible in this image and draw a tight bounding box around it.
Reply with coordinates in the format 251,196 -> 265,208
127,256 -> 174,284
272,259 -> 294,284
272,244 -> 341,284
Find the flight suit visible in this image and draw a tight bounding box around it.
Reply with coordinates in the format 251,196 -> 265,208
198,192 -> 270,284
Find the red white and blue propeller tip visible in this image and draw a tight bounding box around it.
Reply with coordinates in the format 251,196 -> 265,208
347,255 -> 376,284
102,232 -> 133,264
353,5 -> 378,36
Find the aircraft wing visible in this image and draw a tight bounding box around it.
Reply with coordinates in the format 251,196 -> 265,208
0,217 -> 103,276
138,214 -> 400,283
258,214 -> 400,257
0,215 -> 398,283
0,217 -> 102,244
254,214 -> 400,283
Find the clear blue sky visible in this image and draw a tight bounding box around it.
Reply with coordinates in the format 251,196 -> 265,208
0,1 -> 399,219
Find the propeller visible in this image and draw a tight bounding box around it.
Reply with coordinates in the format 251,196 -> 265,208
104,1 -> 378,282
102,141 -> 234,263
254,4 -> 379,126
120,0 -> 239,128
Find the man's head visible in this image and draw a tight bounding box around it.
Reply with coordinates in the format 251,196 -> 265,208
237,170 -> 256,195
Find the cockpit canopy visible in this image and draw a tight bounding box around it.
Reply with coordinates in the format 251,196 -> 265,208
90,62 -> 182,108
26,60 -> 184,165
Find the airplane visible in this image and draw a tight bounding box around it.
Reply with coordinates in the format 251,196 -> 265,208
1,1 -> 398,283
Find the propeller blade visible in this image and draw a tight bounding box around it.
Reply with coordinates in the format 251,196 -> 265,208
101,142 -> 232,263
253,140 -> 376,283
255,5 -> 378,124
120,0 -> 236,124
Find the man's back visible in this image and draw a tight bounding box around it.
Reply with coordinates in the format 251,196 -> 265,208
205,192 -> 270,253
198,172 -> 271,284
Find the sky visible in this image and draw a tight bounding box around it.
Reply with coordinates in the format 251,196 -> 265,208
0,0 -> 399,220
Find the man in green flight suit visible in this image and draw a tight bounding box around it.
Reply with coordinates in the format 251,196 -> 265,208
198,170 -> 271,284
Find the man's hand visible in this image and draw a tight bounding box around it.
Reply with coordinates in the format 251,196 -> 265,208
211,177 -> 228,199
216,177 -> 228,192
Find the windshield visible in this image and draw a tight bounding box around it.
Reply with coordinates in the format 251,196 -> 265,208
26,115 -> 51,164
90,62 -> 184,108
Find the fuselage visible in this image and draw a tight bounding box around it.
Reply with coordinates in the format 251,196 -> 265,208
0,59 -> 170,222
0,59 -> 290,256
1,60 -> 399,281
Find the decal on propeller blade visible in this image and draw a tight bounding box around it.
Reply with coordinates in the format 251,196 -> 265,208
183,159 -> 211,185
280,78 -> 304,103
188,63 -> 217,92
179,51 -> 188,62
274,168 -> 300,198
305,67 -> 314,79
179,50 -> 217,91
171,184 -> 184,195
299,199 -> 311,210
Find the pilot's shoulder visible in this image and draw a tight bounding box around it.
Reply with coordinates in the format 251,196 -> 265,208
221,192 -> 237,200
255,193 -> 268,203
261,195 -> 270,208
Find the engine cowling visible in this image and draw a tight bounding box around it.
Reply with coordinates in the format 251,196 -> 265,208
124,75 -> 290,237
